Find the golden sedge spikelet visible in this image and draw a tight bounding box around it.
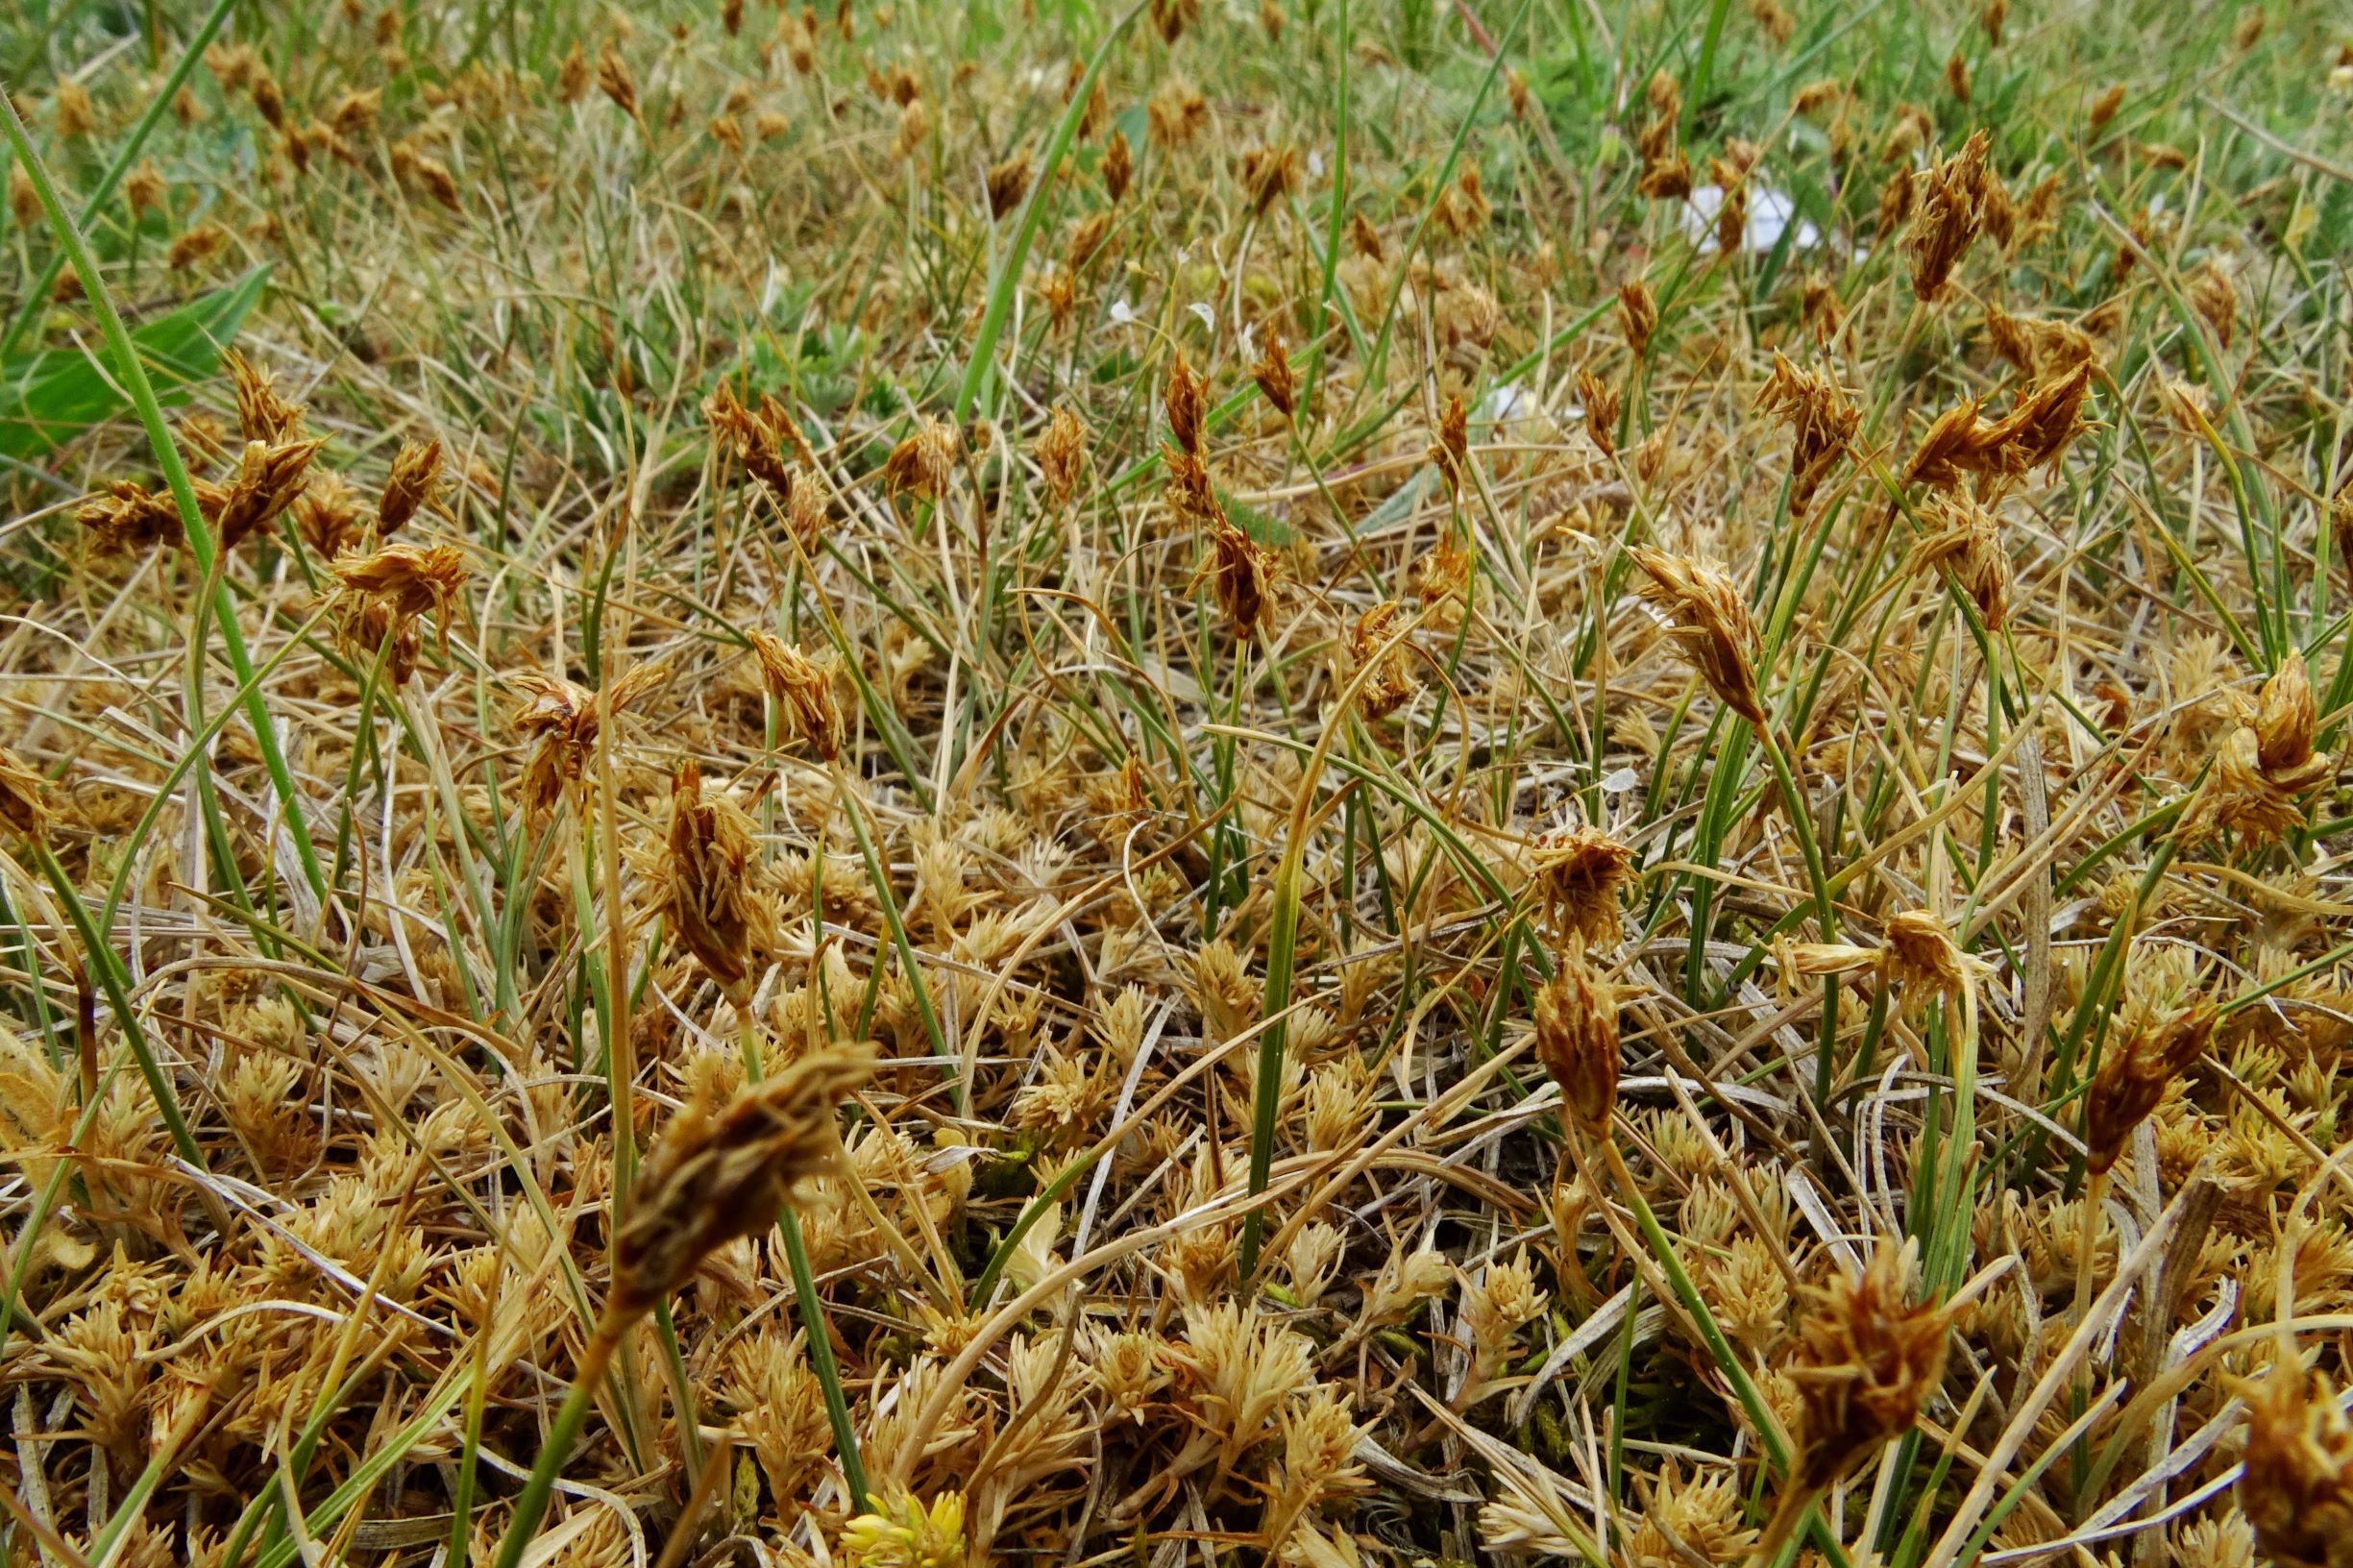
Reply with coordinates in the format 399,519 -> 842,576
609,1042 -> 876,1324
379,436 -> 444,533
2083,995 -> 2215,1175
661,760 -> 777,1000
1629,548 -> 1766,728
748,632 -> 846,760
1788,1242 -> 1952,1493
1532,943 -> 1620,1141
2236,1366 -> 2353,1568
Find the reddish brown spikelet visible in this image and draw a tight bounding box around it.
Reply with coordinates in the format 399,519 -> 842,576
2087,84 -> 2124,135
216,436 -> 326,551
707,381 -> 799,498
1906,492 -> 2012,630
986,151 -> 1032,219
1906,130 -> 1991,302
598,41 -> 640,118
1629,548 -> 1766,728
1788,1243 -> 1953,1493
1164,354 -> 1207,458
331,542 -> 469,683
1430,395 -> 1470,493
1532,943 -> 1621,1142
661,760 -> 777,1000
1240,143 -> 1300,216
390,140 -> 461,210
1577,369 -> 1619,459
77,481 -> 189,556
1150,0 -> 1201,44
1035,405 -> 1088,504
507,664 -> 666,812
1618,281 -> 1656,357
2083,996 -> 2215,1175
558,42 -> 590,103
609,1043 -> 876,1324
1103,129 -> 1133,203
2258,651 -> 2319,779
2237,1367 -> 2353,1568
883,418 -> 960,502
1349,210 -> 1385,261
1204,515 -> 1278,641
379,437 -> 444,533
748,632 -> 845,760
1346,600 -> 1419,719
1753,353 -> 1859,516
1252,325 -> 1296,419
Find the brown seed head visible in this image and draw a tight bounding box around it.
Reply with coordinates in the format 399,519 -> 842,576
1789,1243 -> 1953,1492
2237,1366 -> 2353,1568
707,381 -> 802,499
2257,651 -> 2318,779
1629,548 -> 1766,728
1430,395 -> 1470,494
1754,353 -> 1860,516
53,80 -> 95,139
1529,826 -> 1635,946
558,42 -> 591,102
1035,406 -> 1088,504
1618,281 -> 1656,357
379,436 -> 445,533
883,418 -> 960,502
1240,143 -> 1300,216
2083,995 -> 2215,1175
216,436 -> 325,552
1905,492 -> 2011,630
250,66 -> 285,130
1164,354 -> 1207,459
389,140 -> 461,210
507,664 -> 665,813
123,161 -> 167,220
1103,129 -> 1133,203
748,632 -> 845,760
1876,910 -> 1982,1004
1532,943 -> 1621,1142
1349,210 -> 1385,261
1906,130 -> 1991,302
1204,516 -> 1278,642
986,151 -> 1031,219
1150,0 -> 1201,43
1981,0 -> 2007,44
1346,601 -> 1419,719
0,748 -> 51,843
597,42 -> 640,118
609,1042 -> 877,1325
329,88 -> 381,138
74,481 -> 165,555
1147,79 -> 1209,149
331,542 -> 468,683
661,760 -> 778,1000
2087,84 -> 2125,135
1577,369 -> 1619,460
1252,325 -> 1296,419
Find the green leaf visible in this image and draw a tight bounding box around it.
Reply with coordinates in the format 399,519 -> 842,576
0,266 -> 271,461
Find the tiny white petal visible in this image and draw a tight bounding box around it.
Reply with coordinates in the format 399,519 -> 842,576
1189,301 -> 1217,333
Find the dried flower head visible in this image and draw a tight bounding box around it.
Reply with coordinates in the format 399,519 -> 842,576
1788,1242 -> 1953,1493
2083,994 -> 2215,1175
77,480 -> 189,556
883,418 -> 960,502
1754,353 -> 1860,516
1619,280 -> 1657,357
2257,651 -> 2320,780
986,151 -> 1031,219
1532,942 -> 1621,1141
379,437 -> 444,533
1252,325 -> 1296,419
1906,491 -> 2012,629
609,1042 -> 876,1323
748,632 -> 845,760
1529,826 -> 1636,946
123,160 -> 166,220
506,664 -> 665,812
661,760 -> 778,1001
1240,142 -> 1300,215
2088,83 -> 2125,135
1430,395 -> 1470,493
708,381 -> 810,501
1346,600 -> 1419,718
2237,1366 -> 2353,1568
1636,73 -> 1691,200
1629,548 -> 1767,728
1577,369 -> 1620,459
1035,405 -> 1089,504
1204,516 -> 1278,641
0,748 -> 51,843
217,436 -> 325,552
224,350 -> 306,444
1101,129 -> 1133,202
1906,130 -> 1992,302
597,41 -> 639,118
1164,353 -> 1208,458
330,541 -> 469,632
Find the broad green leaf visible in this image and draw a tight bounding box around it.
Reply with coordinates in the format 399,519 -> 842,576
0,266 -> 270,461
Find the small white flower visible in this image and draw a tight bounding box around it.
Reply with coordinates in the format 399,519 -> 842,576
1189,300 -> 1217,334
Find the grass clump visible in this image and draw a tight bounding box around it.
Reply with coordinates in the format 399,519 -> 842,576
3,2 -> 2353,1567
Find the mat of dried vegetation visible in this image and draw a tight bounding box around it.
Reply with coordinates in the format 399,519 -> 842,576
4,1 -> 2353,1566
